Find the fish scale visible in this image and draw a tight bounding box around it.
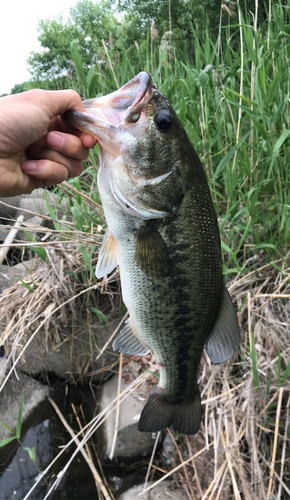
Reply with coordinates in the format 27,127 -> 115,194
63,72 -> 240,435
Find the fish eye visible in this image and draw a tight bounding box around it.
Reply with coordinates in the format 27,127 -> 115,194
126,112 -> 141,123
155,111 -> 172,131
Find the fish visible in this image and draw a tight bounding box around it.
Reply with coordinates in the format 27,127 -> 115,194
62,72 -> 240,436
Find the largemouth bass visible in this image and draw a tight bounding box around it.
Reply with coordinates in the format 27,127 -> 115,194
63,72 -> 239,435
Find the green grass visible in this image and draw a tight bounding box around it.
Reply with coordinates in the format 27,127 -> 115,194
63,1 -> 290,282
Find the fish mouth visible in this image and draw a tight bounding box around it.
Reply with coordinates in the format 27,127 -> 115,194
82,71 -> 153,127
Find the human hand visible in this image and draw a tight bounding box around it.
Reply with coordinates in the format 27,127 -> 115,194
0,89 -> 97,197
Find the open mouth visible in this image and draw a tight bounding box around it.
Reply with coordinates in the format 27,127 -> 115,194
82,72 -> 153,126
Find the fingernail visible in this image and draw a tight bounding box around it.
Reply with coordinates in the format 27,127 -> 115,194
22,161 -> 37,172
46,132 -> 65,148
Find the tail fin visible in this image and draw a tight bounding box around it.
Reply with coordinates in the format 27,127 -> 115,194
138,388 -> 202,436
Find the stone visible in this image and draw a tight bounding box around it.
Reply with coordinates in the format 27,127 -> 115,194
0,373 -> 50,443
99,373 -> 154,459
0,263 -> 27,295
0,190 -> 68,225
127,359 -> 141,378
17,309 -> 122,383
118,481 -> 185,500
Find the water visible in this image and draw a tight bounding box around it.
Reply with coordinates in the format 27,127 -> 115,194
0,385 -> 99,500
0,383 -> 151,500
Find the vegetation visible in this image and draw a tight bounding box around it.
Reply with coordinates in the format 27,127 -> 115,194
1,1 -> 290,499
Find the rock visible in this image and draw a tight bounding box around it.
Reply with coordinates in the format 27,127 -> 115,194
0,190 -> 70,244
99,373 -> 154,459
0,373 -> 50,442
118,481 -> 185,500
162,433 -> 175,456
0,263 -> 27,295
0,216 -> 44,244
127,359 -> 141,378
17,309 -> 122,383
0,190 -> 68,225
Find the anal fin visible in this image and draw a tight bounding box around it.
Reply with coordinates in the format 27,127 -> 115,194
205,284 -> 240,365
95,229 -> 118,278
112,318 -> 151,356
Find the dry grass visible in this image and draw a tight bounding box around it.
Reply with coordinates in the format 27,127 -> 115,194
140,257 -> 290,500
0,210 -> 122,388
1,205 -> 290,499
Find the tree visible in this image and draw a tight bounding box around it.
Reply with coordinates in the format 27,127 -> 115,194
116,0 -> 223,43
28,0 -> 119,80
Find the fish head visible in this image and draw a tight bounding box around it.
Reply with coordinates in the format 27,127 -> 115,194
63,72 -> 199,219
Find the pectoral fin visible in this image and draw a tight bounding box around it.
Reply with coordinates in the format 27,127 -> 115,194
205,284 -> 240,364
113,318 -> 151,356
134,224 -> 170,279
95,230 -> 118,278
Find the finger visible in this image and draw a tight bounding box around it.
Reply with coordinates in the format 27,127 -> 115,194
45,131 -> 91,160
79,133 -> 98,148
21,158 -> 83,185
48,116 -> 98,149
24,89 -> 88,118
27,141 -> 85,177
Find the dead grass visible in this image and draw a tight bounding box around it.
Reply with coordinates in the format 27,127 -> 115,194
1,204 -> 290,499
0,213 -> 122,387
140,256 -> 290,499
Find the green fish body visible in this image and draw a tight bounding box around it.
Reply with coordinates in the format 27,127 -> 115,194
63,72 -> 239,435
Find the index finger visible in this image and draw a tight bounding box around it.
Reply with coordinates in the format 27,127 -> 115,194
24,89 -> 88,118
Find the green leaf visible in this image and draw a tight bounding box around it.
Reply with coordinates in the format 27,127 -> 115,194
0,436 -> 17,447
16,396 -> 24,439
87,64 -> 96,87
269,129 -> 290,174
24,446 -> 36,462
23,230 -> 34,242
268,69 -> 282,105
225,88 -> 257,106
44,190 -> 60,231
0,420 -> 14,434
220,240 -> 240,269
44,190 -> 57,220
79,243 -> 96,277
282,360 -> 290,386
28,246 -> 47,262
214,130 -> 251,179
243,24 -> 257,66
88,74 -> 99,98
89,307 -> 108,325
17,278 -> 34,292
70,41 -> 87,90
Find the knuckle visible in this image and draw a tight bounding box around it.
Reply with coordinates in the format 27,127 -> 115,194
23,88 -> 44,101
66,89 -> 81,103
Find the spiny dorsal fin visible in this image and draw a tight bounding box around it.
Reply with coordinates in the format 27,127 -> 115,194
134,224 -> 170,279
95,229 -> 118,278
205,284 -> 240,365
112,318 -> 151,356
